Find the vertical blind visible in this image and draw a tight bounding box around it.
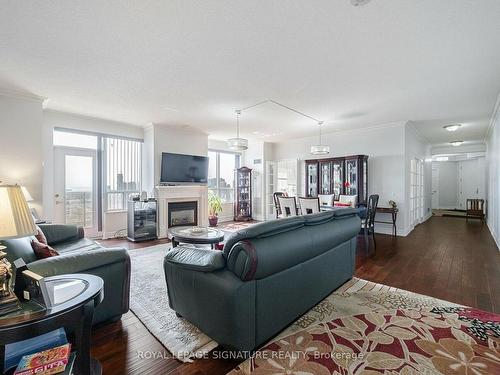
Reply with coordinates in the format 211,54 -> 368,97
105,137 -> 142,211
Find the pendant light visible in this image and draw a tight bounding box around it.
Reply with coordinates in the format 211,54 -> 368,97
227,110 -> 248,151
310,121 -> 330,155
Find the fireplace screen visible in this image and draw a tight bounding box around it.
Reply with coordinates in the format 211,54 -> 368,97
168,201 -> 198,227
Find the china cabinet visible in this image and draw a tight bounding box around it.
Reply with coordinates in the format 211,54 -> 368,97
234,167 -> 252,221
305,155 -> 368,206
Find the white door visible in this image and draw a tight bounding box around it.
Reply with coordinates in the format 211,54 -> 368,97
54,147 -> 99,237
458,158 -> 486,209
431,167 -> 439,209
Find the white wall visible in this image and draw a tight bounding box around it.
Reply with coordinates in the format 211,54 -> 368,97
432,161 -> 459,209
0,93 -> 44,215
486,93 -> 500,250
42,110 -> 144,224
141,124 -> 208,194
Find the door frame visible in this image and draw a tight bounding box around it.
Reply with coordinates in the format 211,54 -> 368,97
54,146 -> 100,237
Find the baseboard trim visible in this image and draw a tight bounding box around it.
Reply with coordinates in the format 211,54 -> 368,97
487,221 -> 500,251
374,223 -> 409,237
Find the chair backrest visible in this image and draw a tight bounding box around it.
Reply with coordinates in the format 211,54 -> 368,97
366,194 -> 379,227
278,196 -> 298,217
298,197 -> 320,215
466,199 -> 484,212
339,195 -> 357,207
273,192 -> 286,216
318,194 -> 335,207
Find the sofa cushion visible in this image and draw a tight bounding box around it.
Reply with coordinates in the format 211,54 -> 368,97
38,224 -> 83,245
225,212 -> 361,281
223,216 -> 305,258
165,246 -> 225,272
53,238 -> 103,255
31,240 -> 59,259
3,237 -> 38,264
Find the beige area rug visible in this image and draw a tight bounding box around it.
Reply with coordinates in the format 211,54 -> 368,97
128,244 -> 218,362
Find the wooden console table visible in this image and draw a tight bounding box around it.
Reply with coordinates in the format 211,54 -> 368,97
375,207 -> 398,237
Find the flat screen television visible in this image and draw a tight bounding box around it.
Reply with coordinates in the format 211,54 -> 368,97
160,152 -> 209,184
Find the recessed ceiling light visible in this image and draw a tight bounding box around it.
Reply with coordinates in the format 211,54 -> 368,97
443,124 -> 461,132
350,0 -> 372,6
435,156 -> 449,162
450,141 -> 464,147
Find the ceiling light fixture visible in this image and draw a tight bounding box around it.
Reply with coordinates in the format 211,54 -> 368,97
350,0 -> 373,6
443,124 -> 461,132
435,156 -> 449,162
310,121 -> 330,155
229,99 -> 328,154
450,140 -> 464,147
227,110 -> 248,151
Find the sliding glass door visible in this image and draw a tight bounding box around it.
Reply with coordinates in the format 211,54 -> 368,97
54,147 -> 99,237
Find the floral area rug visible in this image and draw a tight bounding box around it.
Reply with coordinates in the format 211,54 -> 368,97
229,278 -> 500,374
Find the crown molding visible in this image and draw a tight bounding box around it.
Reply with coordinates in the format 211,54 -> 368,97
485,90 -> 500,141
0,88 -> 46,103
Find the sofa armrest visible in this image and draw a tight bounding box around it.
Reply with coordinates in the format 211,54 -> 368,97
38,224 -> 84,246
165,246 -> 225,272
27,247 -> 129,276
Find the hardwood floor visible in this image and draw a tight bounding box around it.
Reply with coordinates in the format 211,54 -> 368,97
92,216 -> 500,375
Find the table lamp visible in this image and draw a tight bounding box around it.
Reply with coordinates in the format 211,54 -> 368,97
0,185 -> 37,315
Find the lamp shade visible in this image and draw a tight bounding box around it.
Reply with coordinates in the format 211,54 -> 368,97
21,186 -> 34,202
0,185 -> 37,239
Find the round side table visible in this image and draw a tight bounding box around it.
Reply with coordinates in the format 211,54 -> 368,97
0,274 -> 104,375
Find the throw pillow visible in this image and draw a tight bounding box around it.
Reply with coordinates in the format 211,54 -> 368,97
334,202 -> 351,207
35,225 -> 48,245
31,240 -> 59,259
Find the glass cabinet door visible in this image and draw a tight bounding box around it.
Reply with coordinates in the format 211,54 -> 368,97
332,160 -> 343,198
307,163 -> 318,197
345,158 -> 358,196
319,161 -> 331,194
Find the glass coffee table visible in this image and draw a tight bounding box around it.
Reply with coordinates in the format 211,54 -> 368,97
168,226 -> 225,249
0,274 -> 104,375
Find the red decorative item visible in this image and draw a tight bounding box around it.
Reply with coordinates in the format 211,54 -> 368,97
343,181 -> 350,188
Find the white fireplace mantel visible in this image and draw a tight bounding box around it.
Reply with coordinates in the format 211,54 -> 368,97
155,185 -> 208,238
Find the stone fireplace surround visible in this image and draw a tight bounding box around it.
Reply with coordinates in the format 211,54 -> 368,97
155,185 -> 208,239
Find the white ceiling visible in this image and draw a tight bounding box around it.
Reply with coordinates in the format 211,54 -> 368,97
1,0 -> 499,144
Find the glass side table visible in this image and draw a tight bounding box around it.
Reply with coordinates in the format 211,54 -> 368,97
0,274 -> 104,375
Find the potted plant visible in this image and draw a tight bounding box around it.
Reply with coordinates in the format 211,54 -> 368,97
208,191 -> 223,227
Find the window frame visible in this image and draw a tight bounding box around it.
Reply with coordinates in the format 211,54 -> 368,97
102,137 -> 143,212
53,128 -> 143,233
208,149 -> 241,203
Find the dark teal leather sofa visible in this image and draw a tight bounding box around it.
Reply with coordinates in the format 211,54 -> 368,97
3,224 -> 130,325
164,209 -> 360,352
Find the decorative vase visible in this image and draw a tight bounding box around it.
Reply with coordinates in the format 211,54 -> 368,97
208,216 -> 218,227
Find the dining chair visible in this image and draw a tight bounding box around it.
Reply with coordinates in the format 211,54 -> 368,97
362,194 -> 379,251
298,197 -> 320,215
278,196 -> 298,217
273,192 -> 286,218
318,194 -> 335,207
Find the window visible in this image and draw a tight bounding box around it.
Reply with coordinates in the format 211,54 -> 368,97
104,137 -> 142,211
208,150 -> 240,202
54,130 -> 97,149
